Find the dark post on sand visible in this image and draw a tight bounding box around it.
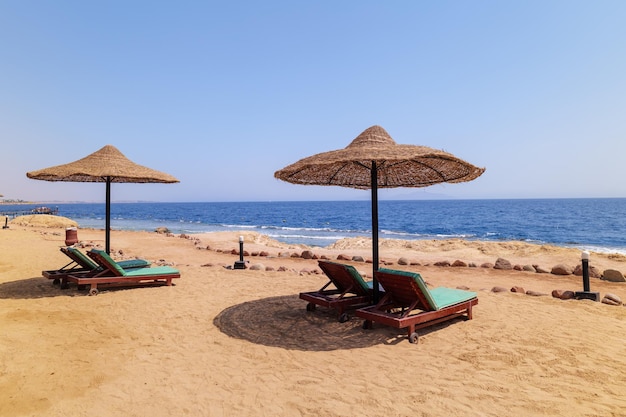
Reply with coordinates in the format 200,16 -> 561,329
582,251 -> 590,292
234,235 -> 246,269
575,251 -> 600,301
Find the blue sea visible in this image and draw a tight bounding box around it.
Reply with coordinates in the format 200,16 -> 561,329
2,199 -> 626,254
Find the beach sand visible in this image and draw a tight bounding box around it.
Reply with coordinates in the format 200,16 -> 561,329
1,220 -> 625,417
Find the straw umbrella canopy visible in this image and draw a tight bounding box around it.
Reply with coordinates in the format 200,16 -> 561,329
274,125 -> 485,301
27,145 -> 179,253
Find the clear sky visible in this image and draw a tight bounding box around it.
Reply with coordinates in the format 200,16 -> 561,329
1,1 -> 625,203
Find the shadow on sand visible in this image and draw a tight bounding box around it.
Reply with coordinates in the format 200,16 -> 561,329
0,277 -> 81,299
213,294 -> 454,351
0,277 -> 174,300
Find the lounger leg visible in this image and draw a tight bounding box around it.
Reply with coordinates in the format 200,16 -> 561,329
333,307 -> 349,323
405,324 -> 421,343
467,305 -> 473,320
88,283 -> 99,296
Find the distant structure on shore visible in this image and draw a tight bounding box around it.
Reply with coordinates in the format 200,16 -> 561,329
30,206 -> 58,215
0,199 -> 33,204
0,205 -> 59,218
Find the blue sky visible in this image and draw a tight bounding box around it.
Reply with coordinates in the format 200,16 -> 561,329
1,1 -> 625,202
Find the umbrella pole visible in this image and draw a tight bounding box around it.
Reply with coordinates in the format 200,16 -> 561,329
371,161 -> 380,303
105,177 -> 111,254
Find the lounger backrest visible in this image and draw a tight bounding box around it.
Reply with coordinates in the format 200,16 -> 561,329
376,268 -> 439,311
89,249 -> 127,276
61,247 -> 98,269
318,261 -> 370,296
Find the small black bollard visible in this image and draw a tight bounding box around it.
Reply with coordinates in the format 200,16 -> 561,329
582,252 -> 590,292
2,217 -> 8,229
234,235 -> 246,269
575,251 -> 599,301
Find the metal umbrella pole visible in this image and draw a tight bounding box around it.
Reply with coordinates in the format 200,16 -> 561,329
371,161 -> 380,303
105,176 -> 111,254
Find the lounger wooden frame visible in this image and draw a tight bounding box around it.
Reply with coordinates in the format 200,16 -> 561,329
299,260 -> 374,322
43,247 -> 151,288
43,247 -> 96,283
356,268 -> 478,343
66,249 -> 179,296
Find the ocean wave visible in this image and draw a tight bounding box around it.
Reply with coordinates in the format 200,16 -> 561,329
266,233 -> 349,241
260,224 -> 365,234
219,224 -> 257,229
433,233 -> 476,239
565,244 -> 626,256
25,200 -> 626,252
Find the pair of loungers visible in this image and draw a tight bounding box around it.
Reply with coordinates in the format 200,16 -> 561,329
43,247 -> 180,295
299,261 -> 378,323
301,260 -> 478,343
43,247 -> 151,286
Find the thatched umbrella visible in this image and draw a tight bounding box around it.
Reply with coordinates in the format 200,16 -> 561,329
275,125 -> 485,301
27,145 -> 179,253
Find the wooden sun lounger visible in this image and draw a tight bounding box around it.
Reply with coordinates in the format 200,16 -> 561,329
355,268 -> 478,343
299,260 -> 379,322
43,247 -> 151,287
43,247 -> 95,284
66,249 -> 179,296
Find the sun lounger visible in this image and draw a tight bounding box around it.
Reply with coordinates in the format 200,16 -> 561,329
66,249 -> 179,296
43,247 -> 151,287
300,260 -> 380,322
355,268 -> 478,343
43,247 -> 95,284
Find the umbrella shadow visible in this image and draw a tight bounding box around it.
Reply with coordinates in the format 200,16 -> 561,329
213,294 -> 412,351
0,277 -> 79,299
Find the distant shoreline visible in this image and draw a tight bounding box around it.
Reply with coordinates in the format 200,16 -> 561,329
2,197 -> 626,205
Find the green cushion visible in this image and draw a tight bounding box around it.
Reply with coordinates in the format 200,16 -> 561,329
378,268 -> 439,309
90,249 -> 126,275
429,287 -> 477,309
344,264 -> 370,292
68,248 -> 149,271
379,268 -> 477,310
122,266 -> 179,277
67,247 -> 98,269
117,259 -> 151,269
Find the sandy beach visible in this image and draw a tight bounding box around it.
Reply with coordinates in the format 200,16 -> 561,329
1,219 -> 625,417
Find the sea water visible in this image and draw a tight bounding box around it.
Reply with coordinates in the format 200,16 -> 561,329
2,199 -> 625,254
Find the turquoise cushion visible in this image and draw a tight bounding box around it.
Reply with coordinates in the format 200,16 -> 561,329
90,249 -> 126,275
344,264 -> 370,292
378,268 -> 439,310
429,287 -> 477,309
67,247 -> 98,269
117,259 -> 151,269
364,280 -> 385,293
123,266 -> 179,277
